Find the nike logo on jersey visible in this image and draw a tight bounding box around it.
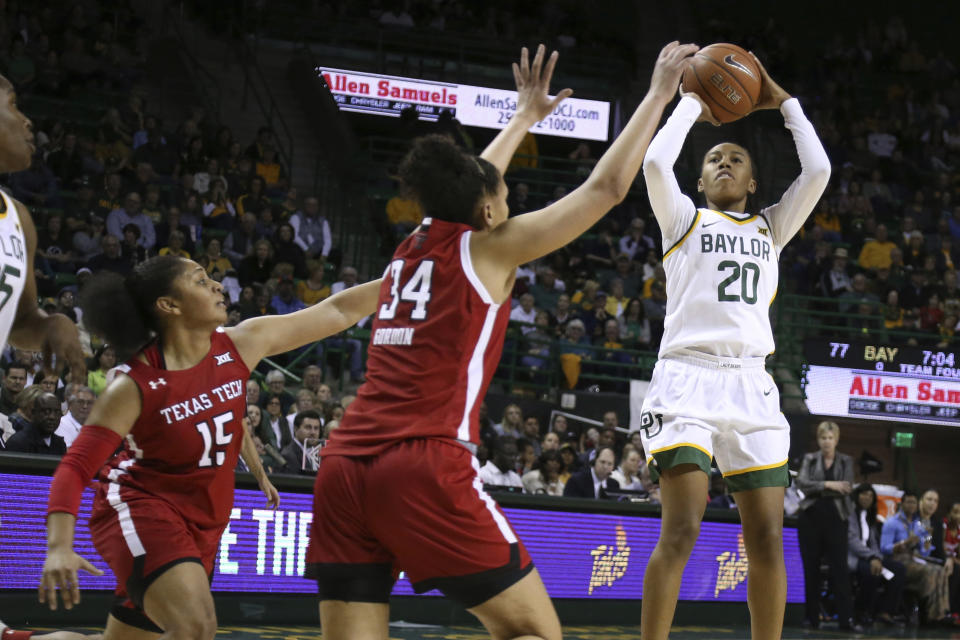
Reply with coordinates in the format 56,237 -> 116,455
763,387 -> 774,396
214,352 -> 234,366
702,221 -> 721,228
724,54 -> 757,80
148,378 -> 167,389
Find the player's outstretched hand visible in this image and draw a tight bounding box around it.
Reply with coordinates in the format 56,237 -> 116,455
749,52 -> 792,111
649,41 -> 699,101
40,314 -> 87,383
678,87 -> 721,126
512,44 -> 574,123
39,548 -> 103,610
261,478 -> 281,509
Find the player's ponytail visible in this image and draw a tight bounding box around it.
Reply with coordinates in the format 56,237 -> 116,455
399,134 -> 501,228
80,255 -> 188,361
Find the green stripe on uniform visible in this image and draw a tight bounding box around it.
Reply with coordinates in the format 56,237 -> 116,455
649,446 -> 712,483
724,463 -> 790,493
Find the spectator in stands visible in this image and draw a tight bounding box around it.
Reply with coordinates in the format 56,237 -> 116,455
507,182 -> 534,215
9,151 -> 59,207
610,444 -> 645,491
819,247 -> 854,297
47,132 -> 85,188
839,274 -> 879,314
8,384 -> 42,433
619,298 -> 651,349
520,310 -> 552,372
247,402 -> 285,470
529,266 -> 564,311
271,277 -> 306,316
0,364 -> 27,417
563,446 -> 619,498
54,386 -> 94,448
479,436 -> 523,490
86,344 -> 116,396
522,449 -> 565,496
495,403 -> 523,439
858,224 -> 897,270
280,410 -> 322,474
158,229 -> 190,259
263,369 -> 296,414
236,174 -> 271,218
797,421 -> 858,630
385,190 -> 424,240
522,416 -> 542,455
246,380 -> 261,407
944,502 -> 960,615
201,177 -> 235,230
37,214 -> 76,274
619,217 -> 655,262
224,212 -> 264,265
273,223 -> 309,279
516,438 -> 536,475
120,223 -> 148,268
848,483 -> 906,626
510,292 -> 537,333
290,196 -> 333,261
643,280 -> 667,348
902,268 -> 932,311
550,293 -> 574,331
107,192 -> 155,250
296,263 -> 330,307
200,237 -> 231,279
245,126 -> 275,161
331,266 -> 358,294
300,365 -> 325,398
571,279 -> 600,312
541,431 -> 560,452
904,230 -> 929,269
255,145 -> 287,196
881,491 -> 954,626
3,392 -> 65,455
238,239 -> 275,287
262,392 -> 294,448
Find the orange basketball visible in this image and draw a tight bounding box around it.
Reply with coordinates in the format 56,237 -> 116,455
681,43 -> 762,123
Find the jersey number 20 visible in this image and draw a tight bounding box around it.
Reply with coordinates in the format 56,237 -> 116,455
717,260 -> 760,305
379,259 -> 435,321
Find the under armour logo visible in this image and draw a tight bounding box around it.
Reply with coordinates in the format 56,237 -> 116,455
639,411 -> 663,439
214,352 -> 234,366
148,378 -> 167,390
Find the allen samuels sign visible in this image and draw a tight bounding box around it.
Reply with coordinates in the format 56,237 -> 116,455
318,67 -> 610,141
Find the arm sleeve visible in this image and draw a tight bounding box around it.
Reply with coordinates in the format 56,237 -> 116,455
47,425 -> 123,517
847,511 -> 879,560
760,98 -> 832,247
641,96 -> 700,245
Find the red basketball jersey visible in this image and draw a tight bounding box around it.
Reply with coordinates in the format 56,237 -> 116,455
324,218 -> 510,457
97,328 -> 249,529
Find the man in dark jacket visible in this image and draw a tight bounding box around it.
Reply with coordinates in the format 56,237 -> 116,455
280,410 -> 322,474
564,446 -> 620,498
4,392 -> 66,455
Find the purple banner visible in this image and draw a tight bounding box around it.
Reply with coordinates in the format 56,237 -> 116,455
1,473 -> 803,602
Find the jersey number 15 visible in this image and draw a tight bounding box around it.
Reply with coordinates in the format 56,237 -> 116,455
379,259 -> 435,321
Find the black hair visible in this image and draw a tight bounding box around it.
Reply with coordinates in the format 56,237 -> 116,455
593,445 -> 616,467
853,483 -> 878,526
4,363 -> 27,377
398,134 -> 501,228
493,435 -> 517,453
80,255 -> 189,361
702,142 -> 757,179
516,437 -> 534,453
901,490 -> 919,504
293,409 -> 322,428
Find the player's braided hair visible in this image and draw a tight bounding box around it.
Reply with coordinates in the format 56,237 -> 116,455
80,255 -> 188,361
398,134 -> 501,228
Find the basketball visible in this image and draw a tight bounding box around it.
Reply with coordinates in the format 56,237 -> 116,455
681,43 -> 762,123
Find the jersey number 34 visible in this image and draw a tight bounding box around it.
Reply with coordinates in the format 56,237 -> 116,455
379,259 -> 435,321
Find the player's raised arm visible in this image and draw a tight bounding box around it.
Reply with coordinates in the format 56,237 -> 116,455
227,278 -> 382,366
474,41 -> 698,271
750,53 -> 831,246
479,44 -> 573,176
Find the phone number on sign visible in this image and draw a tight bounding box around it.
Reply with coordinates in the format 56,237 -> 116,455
498,111 -> 577,132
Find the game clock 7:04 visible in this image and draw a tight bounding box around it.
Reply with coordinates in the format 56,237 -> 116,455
804,339 -> 960,378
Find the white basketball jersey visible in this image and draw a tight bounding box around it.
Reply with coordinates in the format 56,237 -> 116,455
0,190 -> 28,349
659,208 -> 779,359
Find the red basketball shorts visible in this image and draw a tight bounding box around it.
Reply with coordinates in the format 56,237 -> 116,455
89,484 -> 223,632
305,438 -> 533,608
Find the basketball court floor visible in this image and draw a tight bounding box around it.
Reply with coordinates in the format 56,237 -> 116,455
32,623 -> 960,638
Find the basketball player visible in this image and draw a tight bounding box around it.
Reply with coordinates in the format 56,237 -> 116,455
0,75 -> 85,381
635,54 -> 831,640
305,42 -> 698,640
38,255 -> 381,639
0,617 -> 100,640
